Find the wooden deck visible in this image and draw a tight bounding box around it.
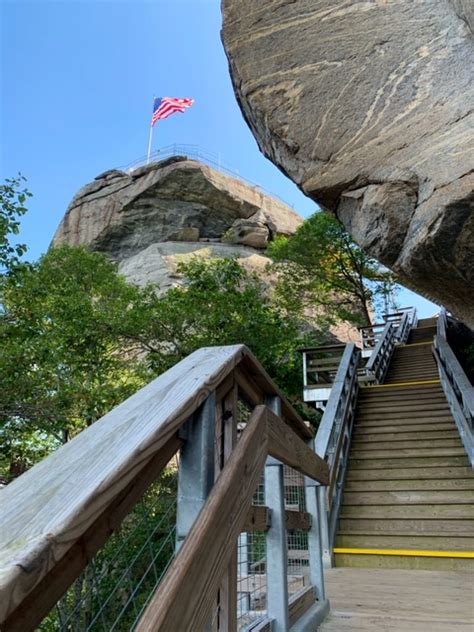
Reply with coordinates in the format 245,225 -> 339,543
319,567 -> 474,630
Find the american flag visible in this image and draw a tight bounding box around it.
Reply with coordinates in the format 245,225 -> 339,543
151,97 -> 194,126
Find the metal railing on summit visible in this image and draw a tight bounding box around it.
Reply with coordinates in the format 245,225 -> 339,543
119,144 -> 295,210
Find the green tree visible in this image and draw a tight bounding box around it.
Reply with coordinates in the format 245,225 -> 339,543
0,246 -> 153,478
267,212 -> 397,327
135,257 -> 319,397
0,174 -> 31,272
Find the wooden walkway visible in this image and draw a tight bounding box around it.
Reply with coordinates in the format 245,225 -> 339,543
319,567 -> 474,630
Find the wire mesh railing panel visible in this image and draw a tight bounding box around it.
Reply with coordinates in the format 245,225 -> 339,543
284,465 -> 306,512
237,531 -> 267,630
37,459 -> 178,632
284,466 -> 309,597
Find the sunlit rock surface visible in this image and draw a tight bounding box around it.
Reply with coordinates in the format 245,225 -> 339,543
52,156 -> 302,291
222,0 -> 474,326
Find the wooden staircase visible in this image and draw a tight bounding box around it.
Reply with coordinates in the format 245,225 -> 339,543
334,319 -> 474,570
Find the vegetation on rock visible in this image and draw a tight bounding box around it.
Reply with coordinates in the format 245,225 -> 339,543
267,212 -> 397,327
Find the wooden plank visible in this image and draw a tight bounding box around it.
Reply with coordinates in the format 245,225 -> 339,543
320,567 -> 474,631
0,344 -> 316,625
266,408 -> 329,485
218,385 -> 238,632
346,466 -> 473,481
288,586 -> 316,627
238,354 -> 313,440
242,507 -> 311,532
0,345 -> 247,624
285,510 -> 312,531
243,506 -> 271,532
338,518 -> 474,534
336,533 -> 474,552
135,406 -> 268,632
2,435 -> 182,632
234,367 -> 265,408
344,478 -> 474,492
339,504 -> 474,519
341,489 -> 474,505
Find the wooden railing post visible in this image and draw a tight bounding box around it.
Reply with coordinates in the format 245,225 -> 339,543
265,395 -> 290,631
216,383 -> 238,632
176,392 -> 216,551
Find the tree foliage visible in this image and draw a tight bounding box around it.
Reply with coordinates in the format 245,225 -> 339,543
0,247 -> 323,479
0,246 -> 153,477
0,174 -> 31,272
267,212 -> 397,326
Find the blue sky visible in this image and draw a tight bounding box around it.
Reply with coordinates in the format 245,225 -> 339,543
1,0 -> 437,317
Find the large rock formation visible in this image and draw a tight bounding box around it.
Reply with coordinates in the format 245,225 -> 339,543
52,156 -> 302,292
222,0 -> 474,326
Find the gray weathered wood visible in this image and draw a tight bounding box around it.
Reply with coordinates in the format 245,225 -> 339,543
319,567 -> 473,631
2,435 -> 181,632
217,384 -> 238,632
0,345 -> 248,623
135,405 -> 268,632
266,408 -> 329,485
243,507 -> 311,532
0,342 -> 319,624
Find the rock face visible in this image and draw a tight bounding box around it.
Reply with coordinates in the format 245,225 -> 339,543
222,0 -> 474,326
52,157 -> 302,291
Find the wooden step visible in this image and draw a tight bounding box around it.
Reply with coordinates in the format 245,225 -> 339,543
339,505 -> 474,519
385,370 -> 439,378
345,466 -> 472,481
385,370 -> 439,379
385,366 -> 438,373
344,478 -> 474,492
391,350 -> 435,358
335,533 -> 474,551
357,396 -> 447,407
333,552 -> 472,571
356,403 -> 450,415
416,318 -> 438,327
359,384 -> 443,395
352,429 -> 459,442
338,518 -> 474,534
388,357 -> 437,365
353,422 -> 456,434
358,391 -> 446,402
388,358 -> 437,366
350,447 -> 467,459
348,455 -> 469,469
341,489 -> 474,506
356,412 -> 453,423
384,375 -> 440,383
350,438 -> 462,451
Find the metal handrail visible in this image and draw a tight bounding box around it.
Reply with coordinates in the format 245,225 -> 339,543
314,343 -> 361,566
433,309 -> 474,465
395,307 -> 417,344
364,322 -> 396,384
118,143 -> 294,209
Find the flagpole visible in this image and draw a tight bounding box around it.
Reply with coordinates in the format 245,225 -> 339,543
146,124 -> 154,164
147,95 -> 155,164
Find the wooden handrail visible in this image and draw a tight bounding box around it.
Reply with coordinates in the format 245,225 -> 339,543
0,344 -> 313,627
136,405 -> 328,631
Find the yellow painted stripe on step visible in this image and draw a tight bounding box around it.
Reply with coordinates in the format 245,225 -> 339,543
361,380 -> 441,389
400,341 -> 433,347
333,548 -> 474,559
